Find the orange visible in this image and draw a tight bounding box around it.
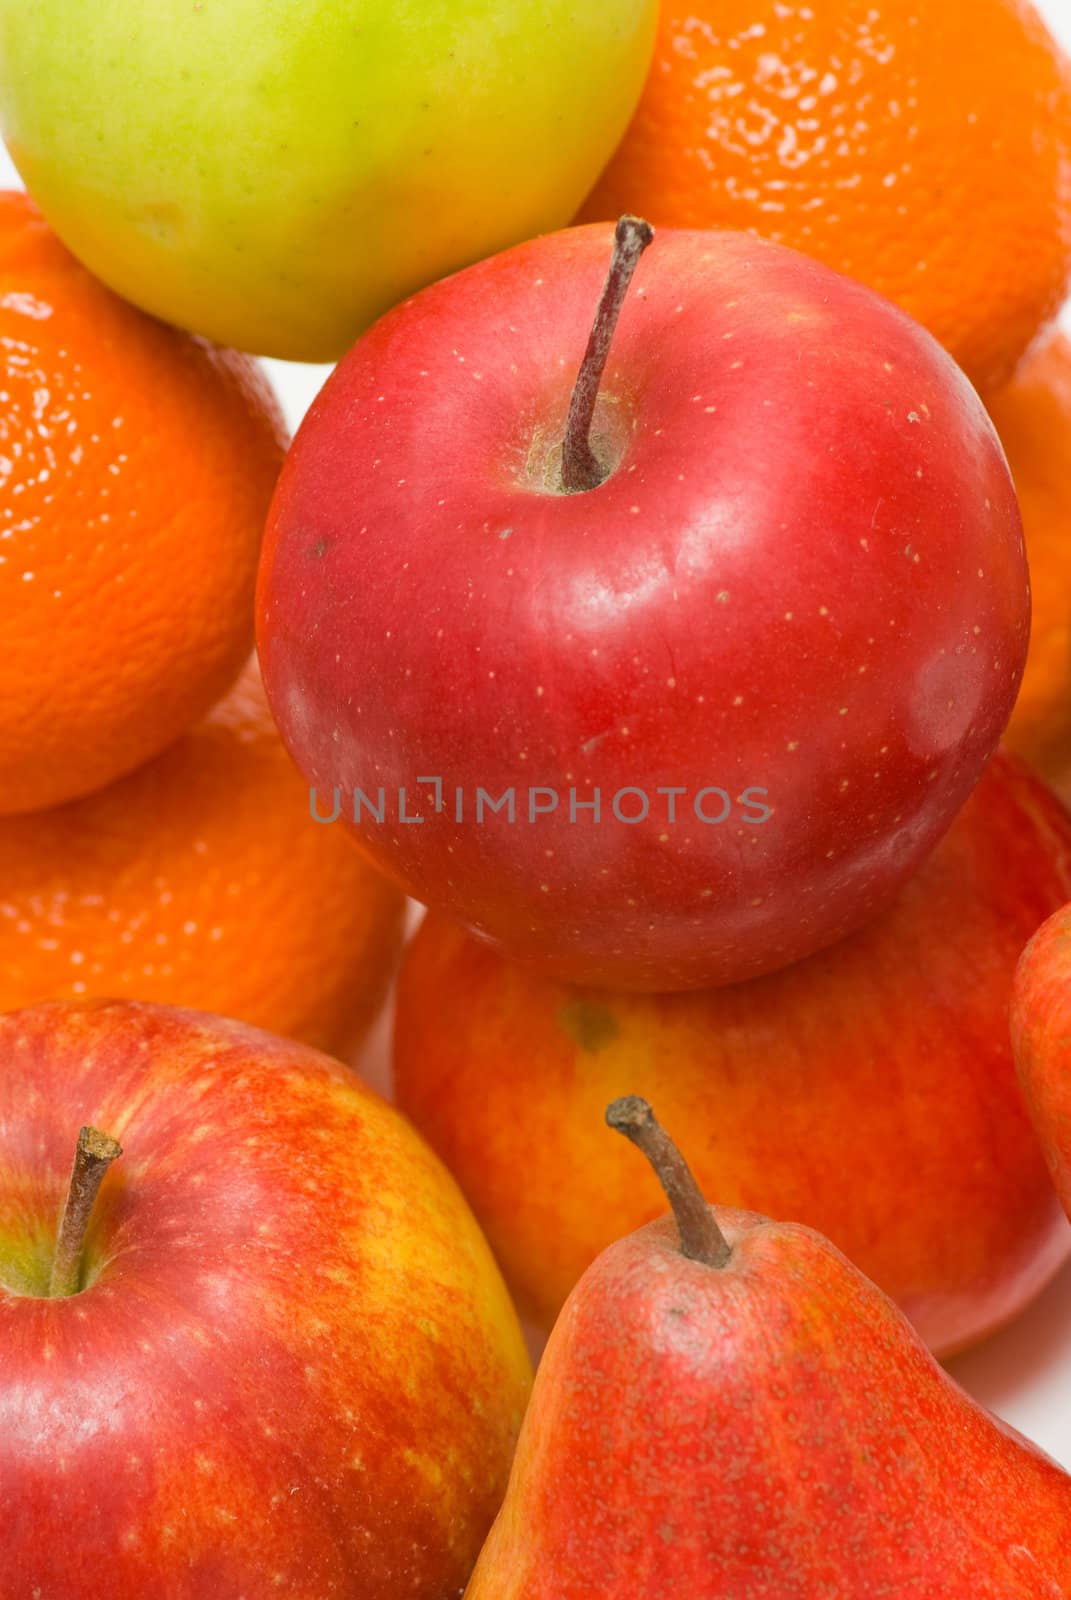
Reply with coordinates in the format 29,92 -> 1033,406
992,329 -> 1071,797
0,659 -> 405,1054
580,0 -> 1071,392
0,189 -> 286,814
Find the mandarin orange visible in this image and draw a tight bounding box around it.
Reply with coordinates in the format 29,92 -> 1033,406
0,189 -> 286,813
993,329 -> 1071,794
0,660 -> 405,1054
580,0 -> 1071,391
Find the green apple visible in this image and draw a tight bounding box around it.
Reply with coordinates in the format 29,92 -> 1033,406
0,0 -> 656,360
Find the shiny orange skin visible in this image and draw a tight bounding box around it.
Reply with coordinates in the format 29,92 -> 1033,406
0,661 -> 405,1055
579,0 -> 1071,392
992,331 -> 1071,795
467,1211 -> 1071,1598
1012,903 -> 1071,1216
0,190 -> 286,814
0,1000 -> 531,1599
396,752 -> 1071,1356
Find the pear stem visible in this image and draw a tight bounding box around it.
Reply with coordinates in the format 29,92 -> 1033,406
560,215 -> 654,494
49,1125 -> 122,1298
606,1096 -> 731,1268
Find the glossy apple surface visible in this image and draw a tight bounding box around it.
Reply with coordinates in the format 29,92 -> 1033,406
395,753 -> 1071,1355
259,223 -> 1028,989
0,0 -> 656,359
0,1000 -> 530,1597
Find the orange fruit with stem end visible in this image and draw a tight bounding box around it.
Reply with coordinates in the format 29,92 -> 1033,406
579,0 -> 1071,392
992,330 -> 1071,797
0,660 -> 405,1055
0,189 -> 286,814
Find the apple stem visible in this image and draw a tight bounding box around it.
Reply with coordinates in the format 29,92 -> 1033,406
606,1096 -> 731,1268
560,215 -> 654,494
49,1125 -> 122,1299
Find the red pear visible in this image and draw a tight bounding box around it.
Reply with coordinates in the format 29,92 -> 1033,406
465,1099 -> 1071,1599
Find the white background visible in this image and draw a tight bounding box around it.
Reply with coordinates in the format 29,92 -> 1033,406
5,0 -> 1071,1465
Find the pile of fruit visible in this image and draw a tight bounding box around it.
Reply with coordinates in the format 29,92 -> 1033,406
3,0 -> 1071,1592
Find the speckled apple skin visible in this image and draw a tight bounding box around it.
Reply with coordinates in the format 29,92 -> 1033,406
466,1211 -> 1071,1598
1013,902 -> 1071,1212
258,223 -> 1029,990
0,1000 -> 531,1599
395,751 -> 1071,1355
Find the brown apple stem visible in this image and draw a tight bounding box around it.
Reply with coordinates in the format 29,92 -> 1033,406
606,1096 -> 731,1268
560,214 -> 654,494
49,1125 -> 122,1298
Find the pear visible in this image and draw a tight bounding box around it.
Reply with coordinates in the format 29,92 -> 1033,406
466,1098 -> 1071,1598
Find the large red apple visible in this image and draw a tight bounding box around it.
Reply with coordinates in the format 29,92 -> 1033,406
394,752 -> 1071,1355
257,219 -> 1028,989
0,1000 -> 530,1597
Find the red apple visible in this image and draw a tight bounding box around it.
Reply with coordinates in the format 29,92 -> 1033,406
394,752 -> 1071,1355
0,1000 -> 531,1597
257,219 -> 1028,989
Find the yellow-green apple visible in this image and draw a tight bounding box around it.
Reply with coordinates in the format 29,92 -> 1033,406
258,219 -> 1028,990
395,751 -> 1071,1355
0,999 -> 530,1597
465,1099 -> 1071,1599
0,0 -> 656,360
1012,902 -> 1071,1213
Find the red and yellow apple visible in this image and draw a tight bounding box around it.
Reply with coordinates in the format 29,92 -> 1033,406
257,221 -> 1028,992
1012,901 -> 1071,1215
395,752 -> 1071,1356
0,999 -> 530,1597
